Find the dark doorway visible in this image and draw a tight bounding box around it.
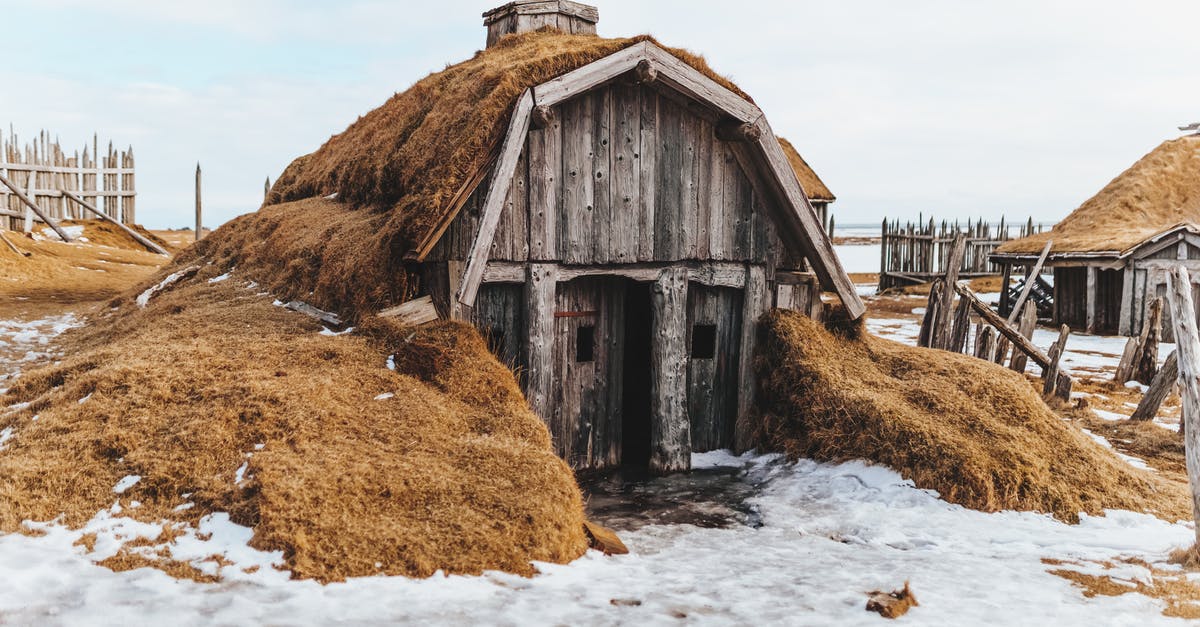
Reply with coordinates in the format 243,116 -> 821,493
621,281 -> 653,471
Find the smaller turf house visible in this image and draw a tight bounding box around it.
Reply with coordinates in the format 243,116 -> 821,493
991,133 -> 1200,339
257,0 -> 863,475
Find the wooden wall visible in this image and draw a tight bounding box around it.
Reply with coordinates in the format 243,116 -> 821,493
429,82 -> 794,270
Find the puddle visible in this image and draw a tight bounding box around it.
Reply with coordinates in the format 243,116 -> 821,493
580,463 -> 765,531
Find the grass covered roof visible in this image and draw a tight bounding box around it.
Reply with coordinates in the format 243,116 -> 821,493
996,135 -> 1200,257
267,28 -> 833,259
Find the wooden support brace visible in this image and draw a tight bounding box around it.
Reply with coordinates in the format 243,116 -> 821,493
60,189 -> 168,255
1131,350 -> 1178,422
0,170 -> 72,242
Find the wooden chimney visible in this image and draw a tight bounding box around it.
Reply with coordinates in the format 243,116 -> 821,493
483,1 -> 599,48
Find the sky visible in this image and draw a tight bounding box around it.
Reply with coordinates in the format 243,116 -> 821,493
1,0 -> 1198,230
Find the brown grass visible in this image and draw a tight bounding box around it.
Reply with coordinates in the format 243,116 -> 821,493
998,136 -> 1200,255
753,309 -> 1189,522
0,269 -> 587,582
0,223 -> 169,303
1046,557 -> 1200,619
778,138 -> 834,202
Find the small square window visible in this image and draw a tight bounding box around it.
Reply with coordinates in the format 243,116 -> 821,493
691,324 -> 716,359
576,325 -> 595,362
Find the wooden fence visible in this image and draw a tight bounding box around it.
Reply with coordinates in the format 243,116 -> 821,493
878,216 -> 1043,290
0,129 -> 135,232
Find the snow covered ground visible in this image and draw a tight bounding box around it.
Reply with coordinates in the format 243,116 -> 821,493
0,311 -> 80,388
0,293 -> 1195,624
0,452 -> 1193,625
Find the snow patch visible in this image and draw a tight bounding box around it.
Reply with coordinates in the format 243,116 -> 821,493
112,475 -> 141,494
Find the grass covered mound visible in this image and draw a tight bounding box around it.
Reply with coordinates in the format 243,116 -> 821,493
0,270 -> 587,582
754,309 -> 1190,523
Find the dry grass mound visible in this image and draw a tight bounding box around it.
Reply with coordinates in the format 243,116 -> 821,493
0,271 -> 587,582
998,135 -> 1200,255
754,309 -> 1189,522
61,219 -> 173,253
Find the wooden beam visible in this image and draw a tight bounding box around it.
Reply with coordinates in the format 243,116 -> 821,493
1086,265 -> 1099,334
650,267 -> 690,474
60,189 -> 169,255
735,264 -> 769,453
534,42 -> 652,108
456,89 -> 536,308
1131,350 -> 1178,422
530,104 -> 556,130
0,171 -> 72,242
480,260 -> 749,288
1163,266 -> 1200,543
1006,239 -> 1052,325
715,118 -> 762,143
0,231 -> 28,257
955,283 -> 1055,371
378,295 -> 439,326
749,116 -> 865,318
641,44 -> 761,122
524,263 -> 557,426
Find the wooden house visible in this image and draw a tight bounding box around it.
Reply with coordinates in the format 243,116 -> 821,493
991,134 -> 1200,339
270,0 -> 862,475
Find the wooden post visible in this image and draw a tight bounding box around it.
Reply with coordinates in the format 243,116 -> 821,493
650,267 -> 690,474
735,265 -> 769,453
956,284 -> 1057,372
1132,297 -> 1163,385
1042,325 -> 1070,398
1009,301 -> 1038,373
0,170 -> 72,242
195,163 -> 202,242
917,278 -> 943,348
933,233 -> 967,350
1131,350 -> 1178,422
1086,266 -> 1099,334
949,295 -> 973,354
1114,337 -> 1139,384
1164,266 -> 1200,545
975,327 -> 995,359
524,264 -> 557,425
1006,239 -> 1052,325
999,262 -> 1013,317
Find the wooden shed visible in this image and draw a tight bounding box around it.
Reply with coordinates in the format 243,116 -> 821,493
269,1 -> 862,475
991,134 -> 1200,339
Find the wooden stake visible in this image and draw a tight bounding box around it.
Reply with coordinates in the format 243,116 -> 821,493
0,171 -> 72,242
1009,301 -> 1037,372
1042,324 -> 1070,398
1164,266 -> 1200,545
60,189 -> 168,255
1131,350 -> 1178,422
195,163 -> 202,242
933,233 -> 967,349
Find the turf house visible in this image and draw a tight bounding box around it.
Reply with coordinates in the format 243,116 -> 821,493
991,133 -> 1200,339
256,0 -> 862,475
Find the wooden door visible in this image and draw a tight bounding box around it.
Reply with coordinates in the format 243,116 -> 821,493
686,284 -> 744,452
551,277 -> 625,469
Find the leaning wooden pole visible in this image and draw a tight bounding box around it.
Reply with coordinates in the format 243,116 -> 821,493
195,163 -> 202,243
60,189 -> 169,255
1006,239 -> 1052,325
0,171 -> 72,242
1166,266 -> 1200,546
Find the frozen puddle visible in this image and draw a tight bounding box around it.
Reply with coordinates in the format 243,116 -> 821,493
0,453 -> 1192,625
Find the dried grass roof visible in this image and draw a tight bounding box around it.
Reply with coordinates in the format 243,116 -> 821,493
264,29 -> 833,271
754,310 -> 1188,523
779,138 -> 834,202
996,136 -> 1200,256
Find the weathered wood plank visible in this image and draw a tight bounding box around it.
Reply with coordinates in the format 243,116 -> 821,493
560,94 -> 595,264
1042,325 -> 1070,398
1006,240 -> 1052,325
378,295 -> 439,326
527,116 -> 561,261
592,87 -> 613,264
456,90 -> 535,307
1131,350 -> 1178,422
955,283 -> 1056,371
1010,301 -> 1038,372
650,267 -> 690,473
60,189 -> 167,255
734,264 -> 769,453
610,83 -> 640,263
1163,266 -> 1200,542
533,42 -> 651,107
524,263 -> 557,426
